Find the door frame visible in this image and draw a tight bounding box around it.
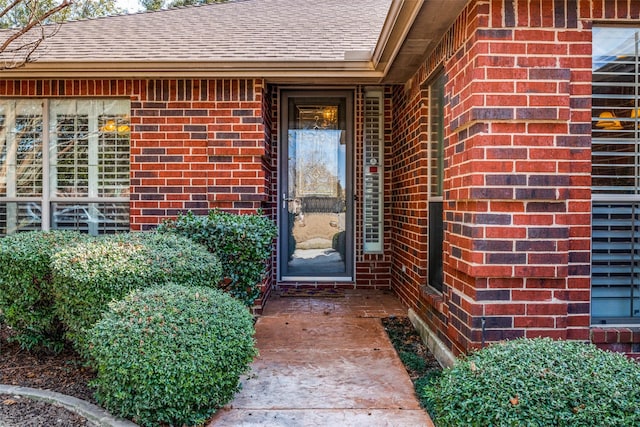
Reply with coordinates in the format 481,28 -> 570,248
277,88 -> 355,282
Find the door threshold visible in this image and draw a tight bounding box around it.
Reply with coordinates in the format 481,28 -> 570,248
280,276 -> 353,283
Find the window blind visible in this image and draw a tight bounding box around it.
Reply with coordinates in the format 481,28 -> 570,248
592,27 -> 640,323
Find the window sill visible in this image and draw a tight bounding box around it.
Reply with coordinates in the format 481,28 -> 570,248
591,326 -> 640,345
421,284 -> 444,312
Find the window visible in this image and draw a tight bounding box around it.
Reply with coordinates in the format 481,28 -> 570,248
363,88 -> 384,253
0,99 -> 130,236
428,72 -> 445,291
592,27 -> 640,323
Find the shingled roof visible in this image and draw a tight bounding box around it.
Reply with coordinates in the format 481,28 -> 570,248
38,0 -> 391,62
0,0 -> 469,83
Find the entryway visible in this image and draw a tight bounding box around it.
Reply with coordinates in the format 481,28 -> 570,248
278,90 -> 354,281
208,290 -> 435,426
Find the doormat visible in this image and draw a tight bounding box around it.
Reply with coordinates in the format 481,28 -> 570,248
279,288 -> 345,298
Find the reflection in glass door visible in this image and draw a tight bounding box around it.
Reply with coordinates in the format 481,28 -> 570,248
280,91 -> 353,280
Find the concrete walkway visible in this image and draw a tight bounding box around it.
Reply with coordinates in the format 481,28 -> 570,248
209,289 -> 435,427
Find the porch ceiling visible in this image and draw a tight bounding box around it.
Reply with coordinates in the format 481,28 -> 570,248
380,0 -> 469,84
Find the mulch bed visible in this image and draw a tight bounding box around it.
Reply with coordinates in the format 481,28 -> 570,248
382,316 -> 442,409
0,324 -> 97,425
0,394 -> 92,426
0,326 -> 96,403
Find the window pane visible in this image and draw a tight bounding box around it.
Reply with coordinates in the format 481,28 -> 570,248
0,101 -> 44,199
591,27 -> 640,323
0,99 -> 129,237
428,72 -> 445,292
14,114 -> 43,196
50,100 -> 130,199
591,203 -> 640,323
428,201 -> 444,291
429,73 -> 445,197
55,114 -> 89,196
0,202 -> 42,235
51,202 -> 129,235
592,27 -> 640,195
98,114 -> 130,197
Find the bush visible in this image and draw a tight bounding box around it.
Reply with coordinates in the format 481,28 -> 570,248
0,231 -> 90,352
85,284 -> 257,427
423,338 -> 640,426
158,210 -> 277,306
51,232 -> 222,348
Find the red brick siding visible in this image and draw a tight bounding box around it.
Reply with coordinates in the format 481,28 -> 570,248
392,0 -> 599,356
252,84 -> 275,312
389,83 -> 429,310
591,327 -> 640,359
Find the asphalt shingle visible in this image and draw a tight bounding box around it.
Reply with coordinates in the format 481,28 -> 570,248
21,0 -> 392,63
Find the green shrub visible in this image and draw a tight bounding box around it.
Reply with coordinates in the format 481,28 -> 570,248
51,232 -> 222,348
0,231 -> 90,352
85,284 -> 257,427
424,338 -> 640,426
158,210 -> 277,306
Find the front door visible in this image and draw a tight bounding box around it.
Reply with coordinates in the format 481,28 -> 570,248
279,90 -> 353,281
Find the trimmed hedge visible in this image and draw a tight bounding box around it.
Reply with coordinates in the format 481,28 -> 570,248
51,232 -> 222,349
85,284 -> 257,427
158,210 -> 277,306
423,338 -> 640,426
0,231 -> 90,352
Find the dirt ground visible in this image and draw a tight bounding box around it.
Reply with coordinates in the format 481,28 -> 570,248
0,325 -> 96,425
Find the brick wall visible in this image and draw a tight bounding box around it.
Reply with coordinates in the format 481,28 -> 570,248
389,82 -> 432,324
392,0 -> 596,355
131,79 -> 268,227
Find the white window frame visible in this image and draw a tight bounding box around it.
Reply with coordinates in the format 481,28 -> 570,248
0,99 -> 130,236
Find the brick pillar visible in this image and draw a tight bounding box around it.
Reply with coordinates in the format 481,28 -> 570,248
438,0 -> 591,354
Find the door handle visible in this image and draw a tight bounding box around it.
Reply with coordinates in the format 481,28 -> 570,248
282,193 -> 296,209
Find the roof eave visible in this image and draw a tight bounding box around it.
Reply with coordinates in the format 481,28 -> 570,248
370,0 -> 425,76
0,59 -> 385,82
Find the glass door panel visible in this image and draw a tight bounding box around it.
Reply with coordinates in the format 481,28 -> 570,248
280,91 -> 353,279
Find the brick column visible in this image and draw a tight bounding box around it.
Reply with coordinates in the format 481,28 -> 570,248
441,0 -> 592,353
389,0 -> 594,355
